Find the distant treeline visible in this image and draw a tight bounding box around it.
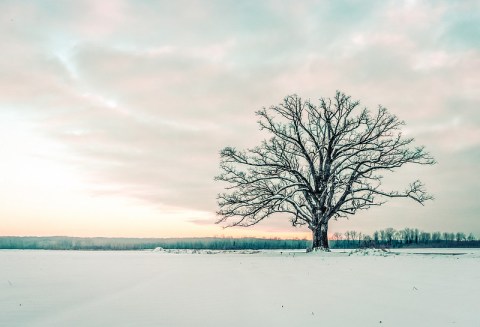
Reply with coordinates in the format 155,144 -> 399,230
0,228 -> 478,250
330,228 -> 480,249
0,236 -> 309,251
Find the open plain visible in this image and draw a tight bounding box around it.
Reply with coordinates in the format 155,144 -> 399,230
1,249 -> 479,327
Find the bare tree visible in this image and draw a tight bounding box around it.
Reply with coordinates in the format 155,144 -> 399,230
332,232 -> 343,241
467,233 -> 476,242
349,231 -> 358,246
384,228 -> 396,246
357,232 -> 364,246
419,231 -> 431,244
362,235 -> 373,248
344,231 -> 352,246
455,232 -> 466,242
379,230 -> 387,243
216,92 -> 435,251
432,232 -> 442,242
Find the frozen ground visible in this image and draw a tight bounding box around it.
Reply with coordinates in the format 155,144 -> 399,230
1,249 -> 479,327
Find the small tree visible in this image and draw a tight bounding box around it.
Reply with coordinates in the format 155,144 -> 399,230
379,230 -> 387,243
432,232 -> 442,242
384,228 -> 396,246
467,233 -> 476,242
332,232 -> 343,241
456,232 -> 466,242
216,92 -> 435,251
332,232 -> 343,248
419,231 -> 431,244
344,231 -> 352,246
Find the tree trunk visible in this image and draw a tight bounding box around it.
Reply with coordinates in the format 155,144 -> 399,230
310,222 -> 330,251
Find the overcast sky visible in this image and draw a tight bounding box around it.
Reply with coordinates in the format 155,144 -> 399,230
1,0 -> 479,238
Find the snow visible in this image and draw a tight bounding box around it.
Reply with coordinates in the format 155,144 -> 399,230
1,249 -> 479,326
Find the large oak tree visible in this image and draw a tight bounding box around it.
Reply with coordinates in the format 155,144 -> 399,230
216,92 -> 435,251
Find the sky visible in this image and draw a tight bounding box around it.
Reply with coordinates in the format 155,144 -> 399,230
0,0 -> 479,239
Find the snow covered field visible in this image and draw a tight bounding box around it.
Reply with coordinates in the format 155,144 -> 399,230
1,249 -> 479,327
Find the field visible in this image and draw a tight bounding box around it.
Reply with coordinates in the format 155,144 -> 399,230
1,249 -> 479,326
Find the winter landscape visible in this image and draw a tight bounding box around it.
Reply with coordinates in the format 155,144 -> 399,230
1,1 -> 480,327
2,248 -> 480,327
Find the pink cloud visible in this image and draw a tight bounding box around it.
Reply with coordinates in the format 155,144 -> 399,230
76,0 -> 130,38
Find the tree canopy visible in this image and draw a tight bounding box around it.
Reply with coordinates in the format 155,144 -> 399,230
216,92 -> 435,250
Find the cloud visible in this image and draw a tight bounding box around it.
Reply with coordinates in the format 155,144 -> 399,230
1,0 -> 479,235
